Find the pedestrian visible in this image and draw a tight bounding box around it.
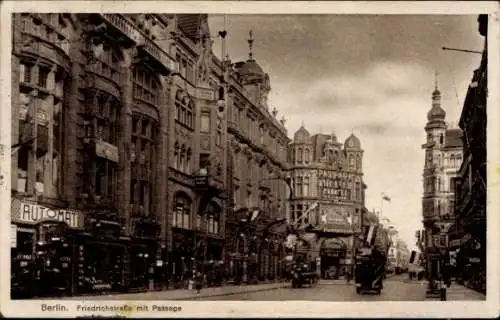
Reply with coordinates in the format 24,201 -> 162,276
195,271 -> 203,294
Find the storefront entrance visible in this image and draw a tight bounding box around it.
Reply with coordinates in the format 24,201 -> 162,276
320,238 -> 347,279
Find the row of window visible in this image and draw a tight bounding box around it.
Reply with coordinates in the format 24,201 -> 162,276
133,68 -> 160,106
290,204 -> 313,224
424,176 -> 457,194
172,143 -> 192,174
173,194 -> 221,234
20,14 -> 70,54
426,151 -> 463,168
20,63 -> 51,89
230,104 -> 286,161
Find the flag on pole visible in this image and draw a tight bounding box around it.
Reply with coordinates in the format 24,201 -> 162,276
409,251 -> 421,265
382,193 -> 391,202
365,224 -> 378,246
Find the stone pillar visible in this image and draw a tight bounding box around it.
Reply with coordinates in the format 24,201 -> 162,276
118,48 -> 134,233
156,75 -> 171,288
65,37 -> 84,205
11,23 -> 21,192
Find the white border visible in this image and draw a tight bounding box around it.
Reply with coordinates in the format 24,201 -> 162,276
1,1 -> 499,318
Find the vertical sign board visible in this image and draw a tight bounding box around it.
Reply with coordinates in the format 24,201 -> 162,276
11,224 -> 17,248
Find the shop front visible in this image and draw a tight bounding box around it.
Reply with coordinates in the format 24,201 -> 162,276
10,197 -> 85,298
226,227 -> 247,284
129,216 -> 161,291
320,238 -> 347,279
170,229 -> 195,288
78,211 -> 128,294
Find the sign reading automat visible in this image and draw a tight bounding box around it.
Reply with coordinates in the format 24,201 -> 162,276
11,199 -> 84,229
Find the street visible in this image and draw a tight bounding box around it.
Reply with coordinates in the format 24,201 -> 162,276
193,274 -> 427,301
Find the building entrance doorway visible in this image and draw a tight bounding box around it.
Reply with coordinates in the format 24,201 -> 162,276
321,256 -> 341,279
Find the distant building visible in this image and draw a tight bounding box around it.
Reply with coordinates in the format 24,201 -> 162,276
421,76 -> 463,291
288,128 -> 366,279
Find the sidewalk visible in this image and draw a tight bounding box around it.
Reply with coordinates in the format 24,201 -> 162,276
61,282 -> 288,301
426,282 -> 486,301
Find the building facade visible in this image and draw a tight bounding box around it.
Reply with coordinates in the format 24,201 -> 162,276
224,33 -> 291,284
421,79 -> 463,293
288,129 -> 366,279
10,13 -> 291,296
451,14 -> 487,294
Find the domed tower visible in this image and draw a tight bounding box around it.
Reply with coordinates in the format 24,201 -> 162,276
290,124 -> 312,165
234,30 -> 271,110
423,73 -> 447,181
344,133 -> 363,173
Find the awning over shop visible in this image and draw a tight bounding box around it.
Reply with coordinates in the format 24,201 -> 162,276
320,238 -> 347,256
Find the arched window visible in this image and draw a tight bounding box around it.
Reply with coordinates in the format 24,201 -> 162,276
456,154 -> 462,167
349,155 -> 355,169
297,148 -> 303,163
328,150 -> 334,162
175,92 -> 194,129
174,193 -> 192,229
304,176 -> 310,196
450,154 -> 455,168
440,133 -> 444,145
437,177 -> 441,192
304,149 -> 310,164
296,177 -> 303,197
186,148 -> 192,173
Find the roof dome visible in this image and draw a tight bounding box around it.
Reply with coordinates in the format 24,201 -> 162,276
427,105 -> 446,121
293,126 -> 311,143
238,59 -> 264,76
344,133 -> 361,149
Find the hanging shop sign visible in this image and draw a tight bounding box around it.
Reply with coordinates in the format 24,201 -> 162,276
11,198 -> 85,229
95,140 -> 119,163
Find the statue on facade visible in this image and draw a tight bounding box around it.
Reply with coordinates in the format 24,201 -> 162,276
196,32 -> 213,85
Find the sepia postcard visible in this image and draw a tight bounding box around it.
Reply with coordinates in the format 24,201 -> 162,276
0,1 -> 499,318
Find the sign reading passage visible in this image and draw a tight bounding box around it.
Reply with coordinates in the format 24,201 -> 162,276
11,198 -> 84,229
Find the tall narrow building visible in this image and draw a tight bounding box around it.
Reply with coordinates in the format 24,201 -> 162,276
421,76 -> 463,293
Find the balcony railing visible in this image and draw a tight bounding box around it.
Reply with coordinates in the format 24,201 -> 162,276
101,14 -> 142,45
137,36 -> 176,75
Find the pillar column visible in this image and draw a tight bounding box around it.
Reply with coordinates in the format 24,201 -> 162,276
118,48 -> 134,233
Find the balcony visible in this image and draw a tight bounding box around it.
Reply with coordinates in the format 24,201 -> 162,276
100,14 -> 142,47
136,36 -> 176,76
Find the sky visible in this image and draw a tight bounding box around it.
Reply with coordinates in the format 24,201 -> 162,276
208,14 -> 484,252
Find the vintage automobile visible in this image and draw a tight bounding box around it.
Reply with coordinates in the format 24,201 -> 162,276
291,259 -> 319,288
355,248 -> 386,295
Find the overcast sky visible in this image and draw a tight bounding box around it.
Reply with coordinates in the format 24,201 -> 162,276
208,14 -> 483,251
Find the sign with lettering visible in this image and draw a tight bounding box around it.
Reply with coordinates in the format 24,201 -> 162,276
197,87 -> 215,101
11,198 -> 84,229
95,140 -> 119,163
